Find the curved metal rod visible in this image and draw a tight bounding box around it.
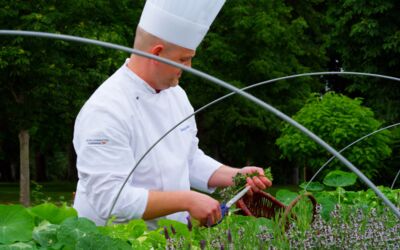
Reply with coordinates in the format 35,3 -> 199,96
392,169 -> 400,189
106,72 -> 400,223
1,30 -> 399,220
304,123 -> 400,190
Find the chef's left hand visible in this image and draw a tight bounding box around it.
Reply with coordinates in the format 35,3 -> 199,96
238,166 -> 272,195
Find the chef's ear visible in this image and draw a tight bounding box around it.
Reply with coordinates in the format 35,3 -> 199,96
150,44 -> 164,56
149,44 -> 164,65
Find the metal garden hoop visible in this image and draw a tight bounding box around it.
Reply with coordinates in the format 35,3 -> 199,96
1,30 -> 399,222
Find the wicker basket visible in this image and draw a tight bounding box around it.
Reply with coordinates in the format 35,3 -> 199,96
236,191 -> 317,227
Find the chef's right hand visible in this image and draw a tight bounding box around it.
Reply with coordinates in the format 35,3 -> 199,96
186,191 -> 221,226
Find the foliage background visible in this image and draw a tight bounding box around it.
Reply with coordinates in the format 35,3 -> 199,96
0,0 -> 399,187
276,92 -> 392,180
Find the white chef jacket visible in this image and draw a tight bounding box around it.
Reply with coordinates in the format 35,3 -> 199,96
73,59 -> 222,229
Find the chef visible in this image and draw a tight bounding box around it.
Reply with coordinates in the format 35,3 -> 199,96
73,0 -> 271,229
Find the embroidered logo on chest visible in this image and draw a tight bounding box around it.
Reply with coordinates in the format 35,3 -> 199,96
179,125 -> 190,132
86,138 -> 109,145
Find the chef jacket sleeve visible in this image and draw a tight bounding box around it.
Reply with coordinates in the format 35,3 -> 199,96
74,106 -> 148,222
187,117 -> 222,193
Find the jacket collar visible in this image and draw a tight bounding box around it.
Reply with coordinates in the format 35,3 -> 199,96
122,59 -> 159,94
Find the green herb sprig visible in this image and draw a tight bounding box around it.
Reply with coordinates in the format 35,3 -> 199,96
218,167 -> 273,203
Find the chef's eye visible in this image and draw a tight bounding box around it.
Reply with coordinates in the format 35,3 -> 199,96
180,57 -> 192,63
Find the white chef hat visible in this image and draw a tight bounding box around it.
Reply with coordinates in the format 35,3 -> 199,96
138,0 -> 226,50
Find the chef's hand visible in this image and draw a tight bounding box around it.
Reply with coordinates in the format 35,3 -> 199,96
238,166 -> 272,195
186,191 -> 221,226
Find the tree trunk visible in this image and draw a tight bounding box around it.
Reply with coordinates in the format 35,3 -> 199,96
19,129 -> 30,206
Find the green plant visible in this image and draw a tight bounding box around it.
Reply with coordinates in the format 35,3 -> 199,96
217,167 -> 273,203
1,192 -> 399,249
31,181 -> 46,205
276,92 -> 392,180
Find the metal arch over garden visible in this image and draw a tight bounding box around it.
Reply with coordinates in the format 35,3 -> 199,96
1,30 -> 399,220
305,122 -> 400,191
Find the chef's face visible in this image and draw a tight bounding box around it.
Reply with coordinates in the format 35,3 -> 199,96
156,45 -> 195,89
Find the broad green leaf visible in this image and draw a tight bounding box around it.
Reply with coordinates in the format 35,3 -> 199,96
98,219 -> 147,242
142,230 -> 166,249
57,217 -> 98,249
0,205 -> 34,244
157,218 -> 190,239
323,170 -> 357,187
32,220 -> 59,248
75,233 -> 131,250
29,203 -> 77,225
314,192 -> 337,221
276,189 -> 298,206
299,181 -> 325,191
0,241 -> 37,250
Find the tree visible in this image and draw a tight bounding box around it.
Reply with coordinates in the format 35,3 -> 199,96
322,0 -> 400,185
0,0 -> 141,204
324,0 -> 400,122
276,92 -> 392,183
181,0 -> 327,182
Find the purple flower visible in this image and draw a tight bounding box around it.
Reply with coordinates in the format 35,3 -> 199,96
170,225 -> 176,235
200,240 -> 207,250
163,226 -> 170,240
227,229 -> 232,243
186,216 -> 193,232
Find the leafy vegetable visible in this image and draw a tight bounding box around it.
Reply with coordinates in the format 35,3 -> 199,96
29,203 -> 77,225
75,233 -> 131,250
300,181 -> 325,191
32,221 -> 60,248
276,189 -> 298,206
0,241 -> 37,250
0,205 -> 34,244
57,217 -> 98,249
323,170 -> 357,187
98,219 -> 147,244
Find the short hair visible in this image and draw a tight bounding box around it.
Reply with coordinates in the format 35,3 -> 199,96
133,26 -> 176,52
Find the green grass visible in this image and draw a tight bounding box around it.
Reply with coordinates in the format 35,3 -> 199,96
0,181 -> 76,205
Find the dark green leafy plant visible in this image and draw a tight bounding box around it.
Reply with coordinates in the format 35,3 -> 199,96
0,194 -> 399,249
218,167 -> 273,203
28,203 -> 77,225
233,167 -> 274,187
32,221 -> 60,248
276,92 -> 392,180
